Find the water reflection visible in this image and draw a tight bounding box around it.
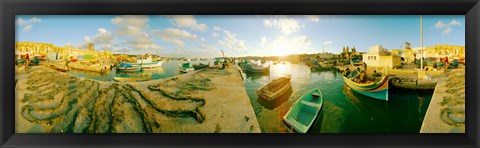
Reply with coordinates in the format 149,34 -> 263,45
243,62 -> 434,133
66,60 -> 211,81
256,86 -> 293,110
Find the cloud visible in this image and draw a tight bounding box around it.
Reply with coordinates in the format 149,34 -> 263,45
168,15 -> 207,31
84,36 -> 92,43
322,40 -> 332,45
81,28 -> 115,51
111,15 -> 149,29
200,45 -> 216,50
293,36 -> 312,46
23,25 -> 33,32
253,35 -> 313,56
263,16 -> 300,35
212,33 -> 220,37
93,28 -> 113,44
442,28 -> 452,35
151,28 -> 198,47
434,20 -> 461,35
16,17 -> 42,32
306,15 -> 320,22
215,28 -> 247,53
111,16 -> 163,52
213,26 -> 222,31
260,36 -> 268,46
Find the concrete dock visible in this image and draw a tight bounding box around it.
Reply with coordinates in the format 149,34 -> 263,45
15,64 -> 260,133
420,67 -> 465,133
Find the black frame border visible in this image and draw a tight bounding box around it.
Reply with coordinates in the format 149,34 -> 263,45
1,0 -> 479,148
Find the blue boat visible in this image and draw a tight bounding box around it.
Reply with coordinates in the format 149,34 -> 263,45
342,67 -> 389,101
117,63 -> 143,73
282,88 -> 324,133
245,64 -> 270,74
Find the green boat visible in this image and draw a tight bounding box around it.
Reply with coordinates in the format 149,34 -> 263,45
342,67 -> 389,101
245,64 -> 270,74
282,88 -> 324,133
193,62 -> 210,70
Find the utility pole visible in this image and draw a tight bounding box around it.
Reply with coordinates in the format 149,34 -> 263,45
420,15 -> 423,71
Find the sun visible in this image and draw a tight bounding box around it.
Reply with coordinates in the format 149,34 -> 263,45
272,42 -> 293,56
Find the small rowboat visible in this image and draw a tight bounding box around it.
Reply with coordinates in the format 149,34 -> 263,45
117,63 -> 142,73
245,64 -> 270,74
283,88 -> 324,133
113,76 -> 150,82
342,67 -> 389,101
125,61 -> 163,68
193,62 -> 209,70
179,63 -> 195,73
257,77 -> 292,102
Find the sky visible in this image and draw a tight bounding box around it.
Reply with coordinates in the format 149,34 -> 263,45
16,15 -> 465,58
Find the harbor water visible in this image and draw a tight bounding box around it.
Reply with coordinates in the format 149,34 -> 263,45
242,61 -> 433,133
66,59 -> 433,133
66,60 -> 214,81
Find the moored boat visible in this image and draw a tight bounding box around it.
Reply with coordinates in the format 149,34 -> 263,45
245,64 -> 270,74
193,62 -> 209,70
179,63 -> 194,73
310,64 -> 332,71
117,63 -> 143,73
123,53 -> 163,68
282,88 -> 324,133
342,67 -> 389,101
257,77 -> 292,102
214,58 -> 222,65
113,76 -> 150,82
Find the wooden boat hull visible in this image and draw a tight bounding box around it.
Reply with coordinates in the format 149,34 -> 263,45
282,88 -> 323,133
123,61 -> 163,68
194,63 -> 209,70
116,66 -> 142,73
113,77 -> 150,82
257,77 -> 292,102
245,65 -> 270,74
180,68 -> 194,73
342,74 -> 389,101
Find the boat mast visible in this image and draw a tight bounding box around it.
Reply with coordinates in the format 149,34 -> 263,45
420,15 -> 423,71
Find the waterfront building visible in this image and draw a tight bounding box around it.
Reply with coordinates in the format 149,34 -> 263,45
412,44 -> 465,61
15,42 -> 113,61
362,45 -> 402,68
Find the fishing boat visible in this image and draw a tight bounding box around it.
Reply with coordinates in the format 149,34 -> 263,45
193,62 -> 210,70
116,63 -> 143,73
179,63 -> 194,73
124,53 -> 163,68
214,58 -> 222,65
256,77 -> 292,102
245,64 -> 270,74
113,76 -> 150,82
238,60 -> 250,68
310,61 -> 332,71
282,88 -> 324,133
342,67 -> 389,101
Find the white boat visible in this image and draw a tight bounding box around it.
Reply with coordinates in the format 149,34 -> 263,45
124,53 -> 163,68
